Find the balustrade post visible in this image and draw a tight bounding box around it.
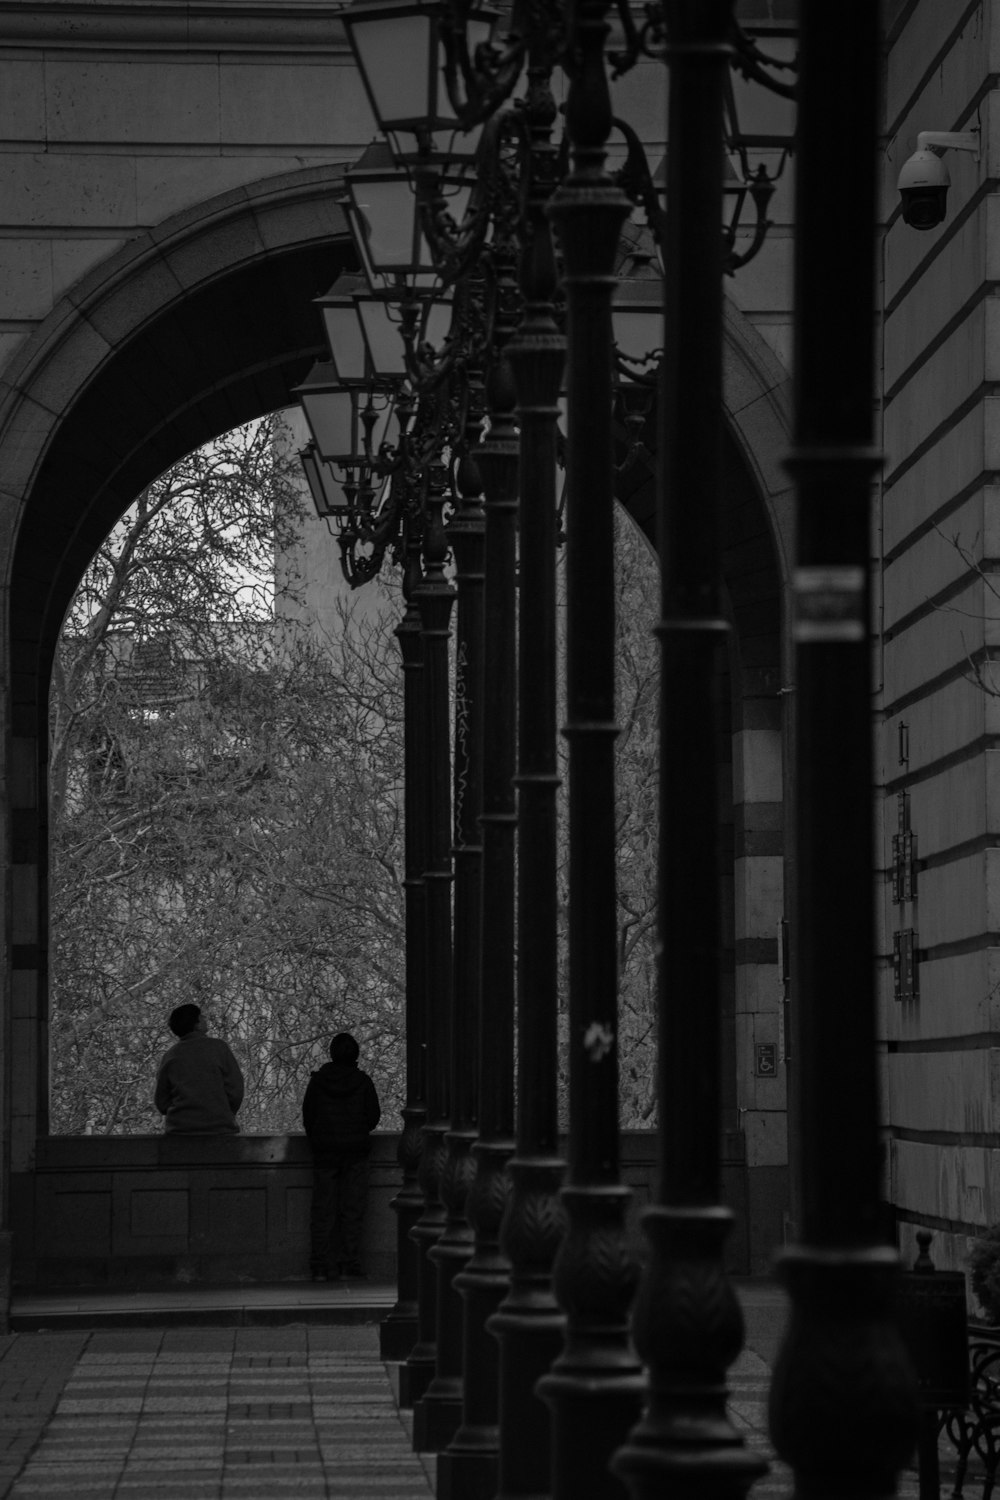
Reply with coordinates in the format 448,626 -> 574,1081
539,0 -> 645,1490
767,5 -> 919,1496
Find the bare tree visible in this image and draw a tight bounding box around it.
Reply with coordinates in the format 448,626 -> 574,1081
50,424 -> 660,1138
554,508 -> 660,1130
49,419 -> 408,1135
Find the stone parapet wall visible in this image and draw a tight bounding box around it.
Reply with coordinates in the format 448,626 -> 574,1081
14,1131 -> 395,1289
11,1131 -> 758,1289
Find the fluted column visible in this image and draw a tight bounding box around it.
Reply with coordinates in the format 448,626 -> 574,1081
767,4 -> 918,1496
380,522 -> 427,1362
539,0 -> 645,1490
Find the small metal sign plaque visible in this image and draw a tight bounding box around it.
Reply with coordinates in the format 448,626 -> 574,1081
755,1043 -> 777,1077
896,1271 -> 970,1410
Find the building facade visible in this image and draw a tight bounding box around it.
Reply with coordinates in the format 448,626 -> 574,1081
2,0 -> 992,1305
880,0 -> 1000,1281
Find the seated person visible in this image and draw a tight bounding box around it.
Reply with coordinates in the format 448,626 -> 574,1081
154,1003 -> 244,1135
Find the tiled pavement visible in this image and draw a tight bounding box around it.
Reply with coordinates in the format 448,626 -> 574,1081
0,1325 -> 434,1499
0,1282 -> 970,1498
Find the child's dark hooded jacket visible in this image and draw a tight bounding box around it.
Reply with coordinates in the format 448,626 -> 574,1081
302,1060 -> 381,1161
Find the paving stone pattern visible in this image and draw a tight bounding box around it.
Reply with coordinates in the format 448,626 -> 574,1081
0,1326 -> 435,1499
0,1313 -> 967,1499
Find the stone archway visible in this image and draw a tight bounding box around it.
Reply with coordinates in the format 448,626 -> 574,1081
0,197 -> 795,1280
0,165 -> 356,1189
615,297 -> 793,1272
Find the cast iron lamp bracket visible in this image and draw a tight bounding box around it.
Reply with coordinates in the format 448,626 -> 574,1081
413,107 -> 532,297
439,0 -> 564,128
609,9 -> 796,277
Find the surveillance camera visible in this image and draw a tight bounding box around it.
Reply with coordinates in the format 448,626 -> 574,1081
897,147 -> 950,230
895,129 -> 979,231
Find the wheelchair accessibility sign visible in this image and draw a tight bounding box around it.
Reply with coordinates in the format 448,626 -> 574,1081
755,1043 -> 777,1077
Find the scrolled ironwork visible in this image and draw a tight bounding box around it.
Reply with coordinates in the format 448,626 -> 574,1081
609,7 -> 796,277
439,0 -> 564,129
322,3 -> 801,1494
729,21 -> 797,101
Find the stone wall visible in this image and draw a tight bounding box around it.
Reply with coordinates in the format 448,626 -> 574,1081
880,0 -> 1000,1273
0,1 -> 373,381
0,4 -> 797,1288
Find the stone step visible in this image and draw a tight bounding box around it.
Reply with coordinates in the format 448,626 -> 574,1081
10,1281 -> 397,1331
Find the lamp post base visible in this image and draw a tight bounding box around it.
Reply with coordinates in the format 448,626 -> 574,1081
379,1307 -> 419,1362
397,1348 -> 435,1410
413,1381 -> 464,1453
769,1245 -> 919,1500
436,1438 -> 499,1500
541,1371 -> 646,1500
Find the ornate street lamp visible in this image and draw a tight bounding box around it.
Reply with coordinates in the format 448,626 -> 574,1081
325,133 -> 499,1454
341,13 -> 567,1489
344,140 -> 447,290
297,258 -> 468,1388
610,236 -> 664,476
296,364 -> 394,468
356,292 -> 454,384
314,273 -> 371,385
611,249 -> 663,383
299,442 -> 345,525
334,3 -> 797,1497
315,265 -> 453,388
342,0 -> 492,165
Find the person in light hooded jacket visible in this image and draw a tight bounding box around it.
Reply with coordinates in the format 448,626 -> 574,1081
302,1032 -> 381,1280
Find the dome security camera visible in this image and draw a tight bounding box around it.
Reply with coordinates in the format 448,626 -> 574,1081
896,129 -> 980,231
897,147 -> 950,230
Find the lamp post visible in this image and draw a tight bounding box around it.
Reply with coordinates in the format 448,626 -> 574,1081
325,7 -> 794,1493
305,274 -> 430,1361
347,158 -> 489,1453
767,3 -> 919,1496
387,519 -> 429,1363
534,0 -> 648,1491
339,16 -> 525,1477
298,228 -> 468,1418
610,8 -> 768,1496
486,33 -> 569,1500
414,306 -> 489,1457
345,7 -> 656,1497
